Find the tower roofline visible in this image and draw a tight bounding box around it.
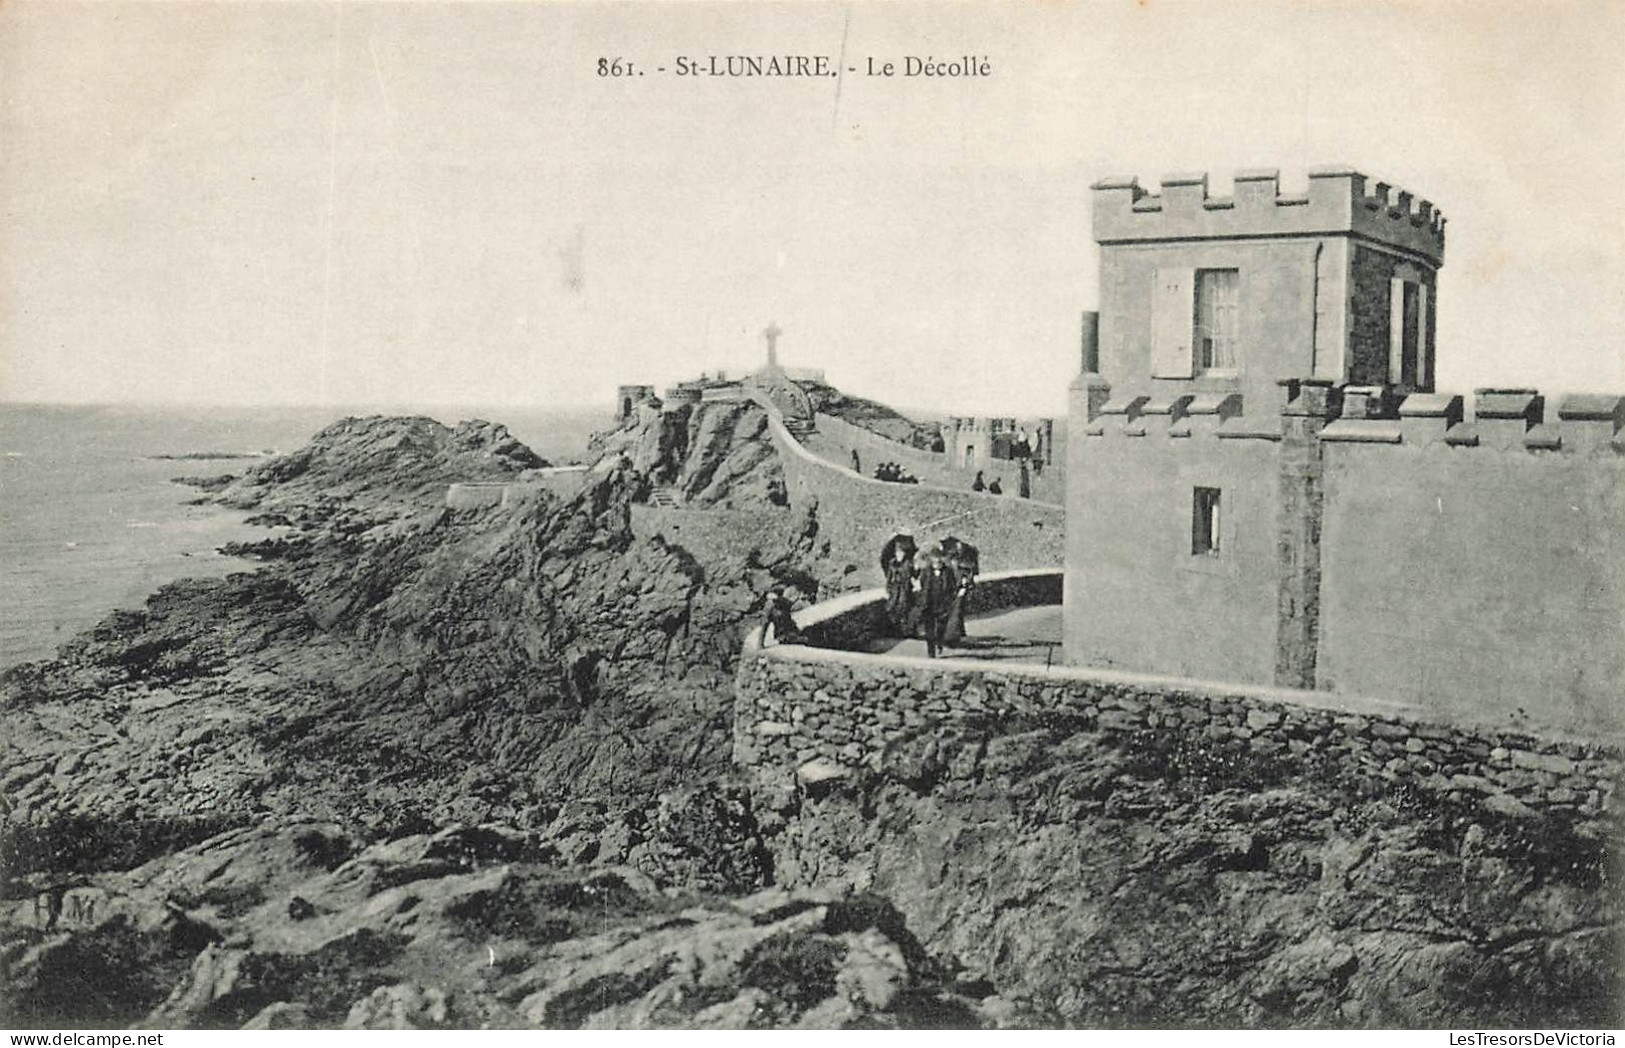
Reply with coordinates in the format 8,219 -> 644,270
1091,167 -> 1445,266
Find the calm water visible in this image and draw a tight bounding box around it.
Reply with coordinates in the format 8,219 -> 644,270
0,403 -> 607,669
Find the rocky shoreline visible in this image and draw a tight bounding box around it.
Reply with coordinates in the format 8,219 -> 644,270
2,405 -> 1619,1029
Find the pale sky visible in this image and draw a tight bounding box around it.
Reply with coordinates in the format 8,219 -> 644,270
2,0 -> 1622,416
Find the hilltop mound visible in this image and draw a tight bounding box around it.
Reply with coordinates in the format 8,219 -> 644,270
216,416 -> 548,519
805,386 -> 941,449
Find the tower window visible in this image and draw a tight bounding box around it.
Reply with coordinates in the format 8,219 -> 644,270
1194,269 -> 1240,373
1389,277 -> 1428,389
1192,487 -> 1221,556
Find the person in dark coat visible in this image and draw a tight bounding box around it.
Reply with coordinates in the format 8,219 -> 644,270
1018,458 -> 1031,499
851,449 -> 861,474
971,470 -> 986,493
938,537 -> 980,644
988,476 -> 1003,495
879,532 -> 918,634
917,550 -> 956,658
761,589 -> 800,647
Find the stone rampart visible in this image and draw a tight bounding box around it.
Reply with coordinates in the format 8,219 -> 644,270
734,578 -> 1620,823
1071,382 -> 1625,736
812,412 -> 1065,505
749,389 -> 1065,586
444,482 -> 512,510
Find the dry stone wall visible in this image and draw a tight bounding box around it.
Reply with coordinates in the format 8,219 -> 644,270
734,588 -> 1620,823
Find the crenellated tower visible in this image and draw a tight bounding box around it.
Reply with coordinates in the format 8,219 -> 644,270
1065,165 -> 1624,737
1090,167 -> 1444,411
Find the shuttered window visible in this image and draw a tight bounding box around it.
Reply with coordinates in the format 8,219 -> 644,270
1151,269 -> 1195,378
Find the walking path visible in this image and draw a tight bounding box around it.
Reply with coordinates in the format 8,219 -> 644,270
855,603 -> 1063,664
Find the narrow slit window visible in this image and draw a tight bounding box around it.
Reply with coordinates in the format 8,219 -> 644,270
1192,487 -> 1221,556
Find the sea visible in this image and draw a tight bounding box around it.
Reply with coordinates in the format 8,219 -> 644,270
0,402 -> 607,670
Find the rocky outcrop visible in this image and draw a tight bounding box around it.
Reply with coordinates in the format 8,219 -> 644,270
3,408 -> 929,1027
2,821 -> 992,1029
589,402 -> 786,509
217,415 -> 548,520
754,720 -> 1621,1028
805,386 -> 941,450
2,412 -> 826,849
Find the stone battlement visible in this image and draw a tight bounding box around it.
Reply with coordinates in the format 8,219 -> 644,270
1079,380 -> 1624,457
1092,167 -> 1445,265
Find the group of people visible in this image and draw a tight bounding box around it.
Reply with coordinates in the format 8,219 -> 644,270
970,471 -> 1004,495
872,462 -> 920,485
851,450 -> 920,485
759,531 -> 981,658
881,531 -> 980,658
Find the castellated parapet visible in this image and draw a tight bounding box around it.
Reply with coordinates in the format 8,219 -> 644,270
1068,370 -> 1625,737
1078,382 -> 1625,458
1092,167 -> 1445,265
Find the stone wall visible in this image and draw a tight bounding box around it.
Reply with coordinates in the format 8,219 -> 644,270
735,614 -> 1620,824
1065,399 -> 1285,686
1067,381 -> 1625,739
1316,424 -> 1625,738
811,412 -> 1066,505
445,482 -> 512,510
753,391 -> 1066,587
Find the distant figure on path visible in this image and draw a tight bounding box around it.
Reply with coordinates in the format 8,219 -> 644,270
879,532 -> 919,635
971,470 -> 986,492
761,589 -> 800,647
988,477 -> 1003,495
1018,458 -> 1031,499
851,449 -> 861,474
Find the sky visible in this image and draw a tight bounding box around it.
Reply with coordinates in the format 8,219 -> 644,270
2,0 -> 1622,416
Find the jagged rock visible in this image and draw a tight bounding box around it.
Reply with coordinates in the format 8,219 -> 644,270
344,983 -> 452,1029
0,821 -> 972,1030
764,717 -> 1622,1028
241,1001 -> 312,1029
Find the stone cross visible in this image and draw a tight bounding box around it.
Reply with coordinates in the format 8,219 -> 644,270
763,321 -> 782,368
